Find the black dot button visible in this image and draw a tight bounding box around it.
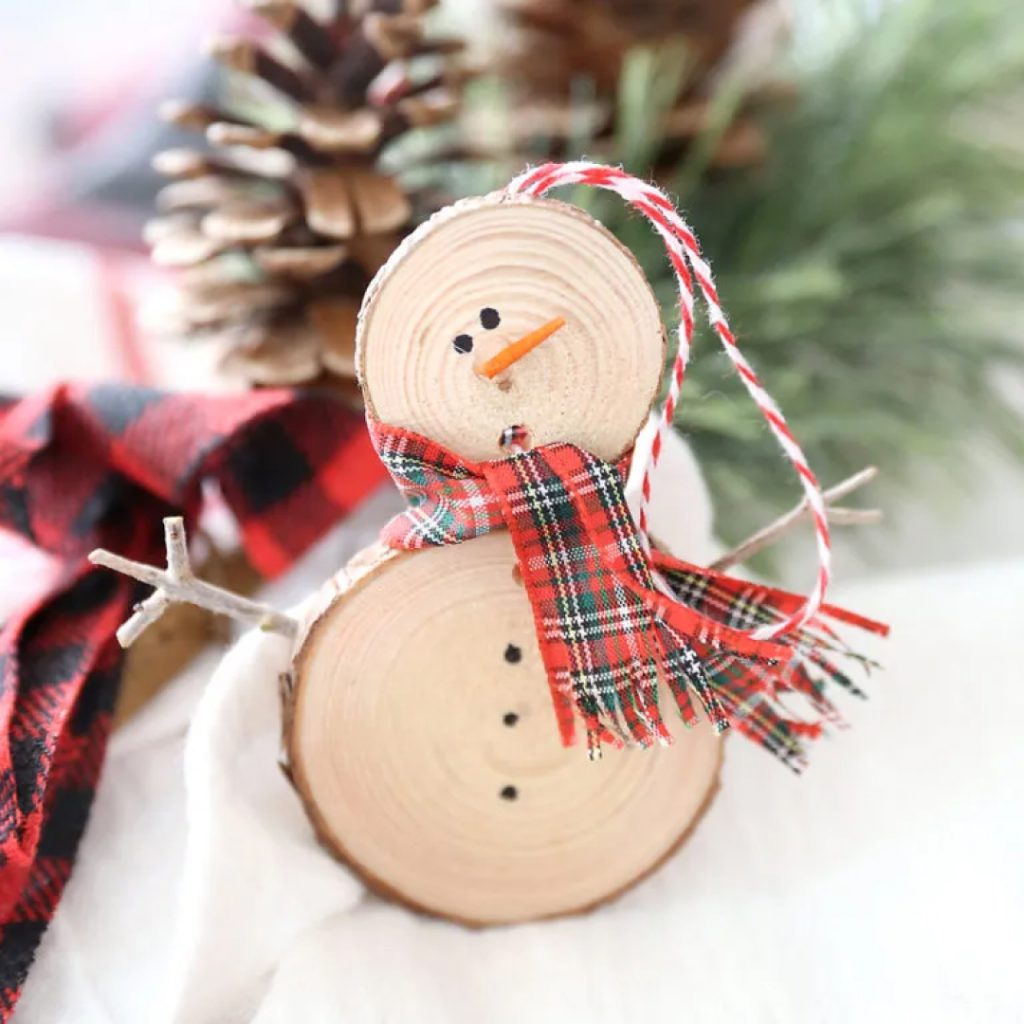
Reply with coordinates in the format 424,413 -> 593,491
501,642 -> 521,801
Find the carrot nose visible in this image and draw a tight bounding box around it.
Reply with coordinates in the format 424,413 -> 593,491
477,317 -> 566,379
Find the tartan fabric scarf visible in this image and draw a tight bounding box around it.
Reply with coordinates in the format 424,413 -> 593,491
371,420 -> 887,763
0,384 -> 385,1019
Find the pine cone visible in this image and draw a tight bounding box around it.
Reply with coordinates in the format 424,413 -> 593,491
490,0 -> 774,174
147,0 -> 466,392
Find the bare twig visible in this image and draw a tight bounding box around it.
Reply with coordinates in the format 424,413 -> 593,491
710,466 -> 882,572
90,517 -> 297,647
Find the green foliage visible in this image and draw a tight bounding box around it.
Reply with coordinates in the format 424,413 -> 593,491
626,0 -> 1024,545
444,0 -> 1024,556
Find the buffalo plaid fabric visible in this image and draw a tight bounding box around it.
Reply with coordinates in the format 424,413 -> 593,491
0,384 -> 385,1018
372,420 -> 887,762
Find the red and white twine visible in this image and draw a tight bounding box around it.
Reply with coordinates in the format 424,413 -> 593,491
505,160 -> 831,640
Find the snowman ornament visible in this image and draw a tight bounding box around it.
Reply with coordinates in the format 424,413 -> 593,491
95,162 -> 886,925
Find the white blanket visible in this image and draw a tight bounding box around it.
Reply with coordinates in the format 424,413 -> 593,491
16,432 -> 1024,1023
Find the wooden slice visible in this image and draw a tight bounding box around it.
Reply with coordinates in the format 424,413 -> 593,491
288,532 -> 721,924
357,194 -> 665,462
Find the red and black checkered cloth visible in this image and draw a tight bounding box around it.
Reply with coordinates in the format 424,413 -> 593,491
0,384 -> 385,1018
372,420 -> 888,761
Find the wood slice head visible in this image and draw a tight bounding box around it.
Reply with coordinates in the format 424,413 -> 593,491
289,533 -> 721,925
356,195 -> 665,462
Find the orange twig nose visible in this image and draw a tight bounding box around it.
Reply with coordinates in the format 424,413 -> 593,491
477,317 -> 566,379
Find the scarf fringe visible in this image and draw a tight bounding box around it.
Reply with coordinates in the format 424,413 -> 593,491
565,562 -> 884,769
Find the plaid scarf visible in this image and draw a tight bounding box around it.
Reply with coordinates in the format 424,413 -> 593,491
0,384 -> 385,1018
371,420 -> 887,763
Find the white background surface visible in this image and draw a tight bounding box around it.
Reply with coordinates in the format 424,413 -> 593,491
0,3 -> 1020,1007
12,438 -> 1024,1023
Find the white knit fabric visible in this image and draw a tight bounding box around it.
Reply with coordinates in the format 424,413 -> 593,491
15,431 -> 1024,1023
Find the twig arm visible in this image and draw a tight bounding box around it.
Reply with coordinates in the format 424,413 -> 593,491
710,466 -> 881,572
117,590 -> 170,647
90,516 -> 297,647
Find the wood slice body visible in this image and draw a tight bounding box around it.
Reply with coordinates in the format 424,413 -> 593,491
286,189 -> 710,924
288,532 -> 722,925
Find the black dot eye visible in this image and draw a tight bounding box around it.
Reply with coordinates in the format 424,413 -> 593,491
500,785 -> 518,801
453,334 -> 473,354
480,308 -> 500,330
